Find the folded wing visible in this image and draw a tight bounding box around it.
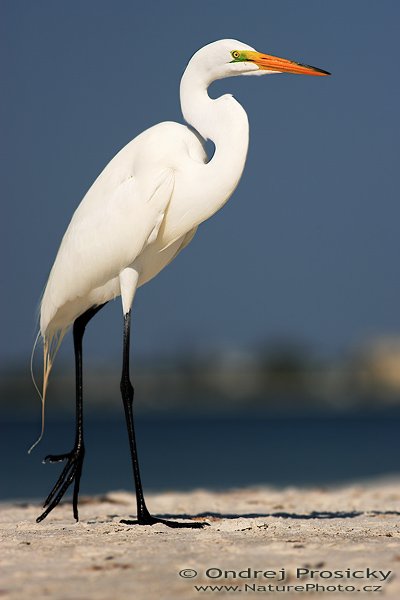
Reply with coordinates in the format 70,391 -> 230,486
40,167 -> 174,335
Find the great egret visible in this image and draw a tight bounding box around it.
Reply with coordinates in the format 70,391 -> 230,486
34,39 -> 329,527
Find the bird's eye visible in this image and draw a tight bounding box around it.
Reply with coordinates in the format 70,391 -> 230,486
231,50 -> 240,60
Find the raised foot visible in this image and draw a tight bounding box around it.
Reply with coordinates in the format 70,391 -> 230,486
36,446 -> 84,523
120,514 -> 208,529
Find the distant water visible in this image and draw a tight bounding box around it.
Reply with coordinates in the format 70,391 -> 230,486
1,411 -> 399,502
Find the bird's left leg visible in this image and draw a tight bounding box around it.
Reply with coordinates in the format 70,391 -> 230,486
36,303 -> 106,523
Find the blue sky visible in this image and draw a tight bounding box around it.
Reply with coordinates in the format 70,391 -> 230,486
2,0 -> 399,365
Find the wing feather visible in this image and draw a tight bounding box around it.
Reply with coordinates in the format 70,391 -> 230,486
41,168 -> 174,334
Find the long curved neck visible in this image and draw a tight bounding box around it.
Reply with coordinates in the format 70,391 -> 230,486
180,66 -> 249,211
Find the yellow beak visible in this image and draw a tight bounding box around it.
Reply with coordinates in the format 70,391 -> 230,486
246,50 -> 330,76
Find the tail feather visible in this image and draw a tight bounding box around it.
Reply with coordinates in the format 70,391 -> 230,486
28,326 -> 68,453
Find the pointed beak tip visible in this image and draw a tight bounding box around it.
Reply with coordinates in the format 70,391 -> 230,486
315,67 -> 331,77
293,63 -> 331,77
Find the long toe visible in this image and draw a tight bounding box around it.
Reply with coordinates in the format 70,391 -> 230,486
43,452 -> 71,464
120,515 -> 208,528
37,447 -> 84,522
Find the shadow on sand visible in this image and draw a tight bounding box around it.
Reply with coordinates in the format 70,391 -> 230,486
118,509 -> 400,522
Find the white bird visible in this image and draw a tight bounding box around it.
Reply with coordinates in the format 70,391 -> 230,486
34,39 -> 329,527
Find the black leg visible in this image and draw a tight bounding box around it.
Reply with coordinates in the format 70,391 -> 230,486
120,310 -> 206,529
36,303 -> 106,523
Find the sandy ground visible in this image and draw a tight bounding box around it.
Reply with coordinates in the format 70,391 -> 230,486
1,480 -> 400,599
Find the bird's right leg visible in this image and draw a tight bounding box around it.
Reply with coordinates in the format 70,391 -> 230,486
119,310 -> 205,528
36,303 -> 106,523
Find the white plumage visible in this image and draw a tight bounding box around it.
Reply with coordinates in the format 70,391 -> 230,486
41,124 -> 199,335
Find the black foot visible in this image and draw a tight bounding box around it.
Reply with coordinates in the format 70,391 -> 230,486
36,446 -> 84,523
120,512 -> 208,529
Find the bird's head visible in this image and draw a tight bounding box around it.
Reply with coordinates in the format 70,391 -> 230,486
188,39 -> 330,82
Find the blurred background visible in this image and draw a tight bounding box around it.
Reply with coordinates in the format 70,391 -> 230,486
1,0 -> 399,502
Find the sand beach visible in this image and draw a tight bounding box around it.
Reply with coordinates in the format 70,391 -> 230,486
1,480 -> 399,599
